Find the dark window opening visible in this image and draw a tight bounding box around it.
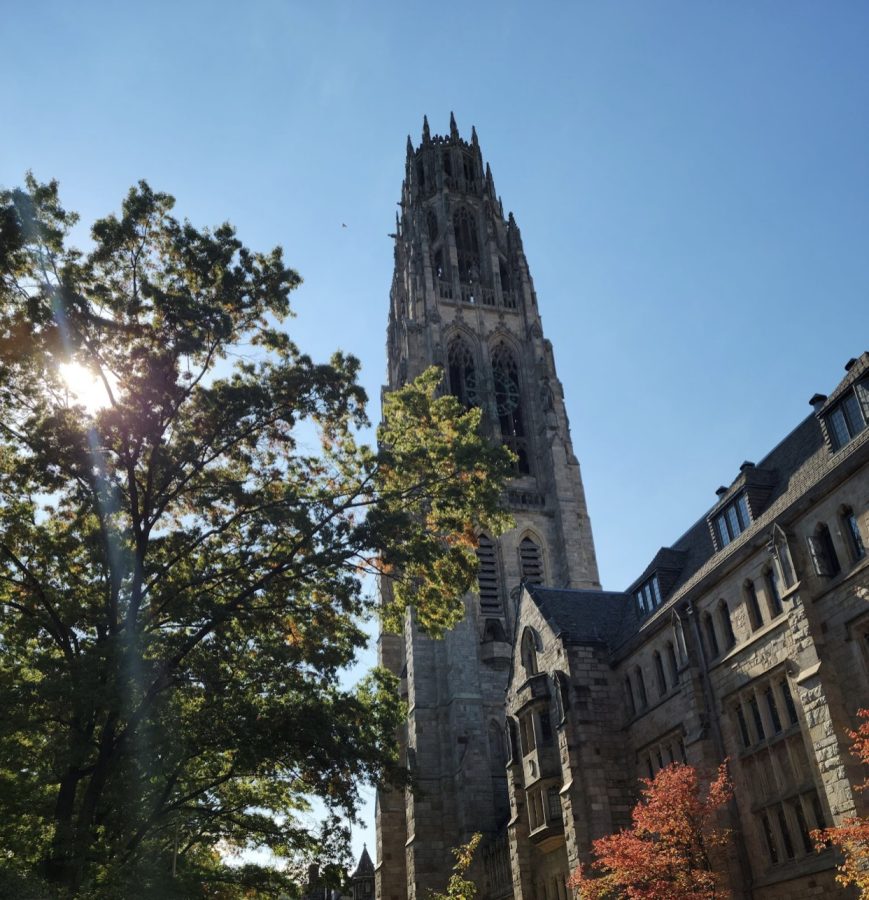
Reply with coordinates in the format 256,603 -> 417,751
492,343 -> 530,473
703,612 -> 719,658
519,537 -> 543,585
842,506 -> 866,561
749,695 -> 766,742
476,534 -> 502,614
453,207 -> 480,284
736,705 -> 751,748
634,667 -> 648,709
780,678 -> 799,726
718,600 -> 736,650
808,523 -> 841,577
761,814 -> 778,864
654,651 -> 667,696
427,208 -> 438,242
447,338 -> 478,409
827,387 -> 867,450
765,567 -> 783,617
777,808 -> 795,859
716,493 -> 751,547
765,687 -> 783,734
745,579 -> 764,631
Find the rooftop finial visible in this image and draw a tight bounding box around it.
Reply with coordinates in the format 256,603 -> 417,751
450,110 -> 459,139
471,124 -> 478,146
422,115 -> 431,143
406,135 -> 413,156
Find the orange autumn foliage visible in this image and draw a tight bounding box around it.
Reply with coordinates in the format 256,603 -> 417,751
568,762 -> 732,900
812,708 -> 869,898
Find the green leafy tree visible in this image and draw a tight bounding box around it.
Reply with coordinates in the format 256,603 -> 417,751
429,833 -> 482,900
0,176 -> 512,896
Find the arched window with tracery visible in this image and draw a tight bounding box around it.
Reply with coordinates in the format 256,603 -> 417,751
519,537 -> 543,585
447,338 -> 479,409
476,534 -> 502,614
453,206 -> 480,283
491,343 -> 530,474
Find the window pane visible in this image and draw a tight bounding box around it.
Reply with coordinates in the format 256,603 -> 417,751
749,695 -> 766,742
829,407 -> 850,449
765,687 -> 783,734
780,679 -> 799,726
845,511 -> 866,560
737,494 -> 751,530
843,392 -> 866,436
777,808 -> 795,859
727,505 -> 741,539
717,515 -> 731,547
761,814 -> 778,864
736,705 -> 751,748
651,576 -> 663,607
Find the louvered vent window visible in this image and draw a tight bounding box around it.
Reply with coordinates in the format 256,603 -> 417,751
476,535 -> 502,614
519,538 -> 543,585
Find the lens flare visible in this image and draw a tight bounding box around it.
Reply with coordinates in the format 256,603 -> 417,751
59,361 -> 112,413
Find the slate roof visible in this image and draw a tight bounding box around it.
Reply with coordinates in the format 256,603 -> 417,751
527,586 -> 635,650
525,353 -> 869,662
608,351 -> 869,654
351,846 -> 374,878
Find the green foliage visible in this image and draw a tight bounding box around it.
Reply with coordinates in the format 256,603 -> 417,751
429,832 -> 482,900
0,176 -> 511,896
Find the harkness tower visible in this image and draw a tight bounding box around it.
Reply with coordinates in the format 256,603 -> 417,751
376,115 -> 600,900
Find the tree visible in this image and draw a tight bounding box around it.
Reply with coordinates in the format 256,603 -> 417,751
0,176 -> 513,896
812,708 -> 869,898
429,832 -> 482,900
568,763 -> 732,900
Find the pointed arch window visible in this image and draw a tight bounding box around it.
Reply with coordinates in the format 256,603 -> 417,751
718,599 -> 736,650
453,206 -> 480,283
520,628 -> 539,676
519,537 -> 543,585
654,651 -> 667,697
447,338 -> 479,409
427,208 -> 439,243
476,534 -> 502,615
491,343 -> 530,474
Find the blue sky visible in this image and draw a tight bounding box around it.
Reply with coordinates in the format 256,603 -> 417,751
4,0 -> 869,870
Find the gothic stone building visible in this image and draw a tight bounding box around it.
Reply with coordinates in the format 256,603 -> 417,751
506,352 -> 869,900
375,116 -> 869,900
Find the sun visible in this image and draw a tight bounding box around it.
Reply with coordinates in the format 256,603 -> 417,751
59,361 -> 112,413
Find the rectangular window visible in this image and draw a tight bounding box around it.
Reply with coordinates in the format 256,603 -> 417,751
749,695 -> 766,742
761,813 -> 779,864
634,575 -> 663,617
715,493 -> 751,547
780,679 -> 799,726
827,386 -> 867,450
844,510 -> 866,561
765,687 -> 783,734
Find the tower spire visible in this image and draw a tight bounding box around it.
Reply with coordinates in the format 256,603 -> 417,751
471,124 -> 479,147
449,110 -> 459,140
422,114 -> 431,143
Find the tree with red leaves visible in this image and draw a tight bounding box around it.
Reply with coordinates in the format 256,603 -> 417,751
812,708 -> 869,898
568,762 -> 732,900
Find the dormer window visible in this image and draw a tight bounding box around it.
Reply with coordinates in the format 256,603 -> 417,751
634,574 -> 663,616
715,493 -> 751,548
826,383 -> 867,450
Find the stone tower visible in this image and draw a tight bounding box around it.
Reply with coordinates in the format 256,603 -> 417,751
376,115 -> 600,900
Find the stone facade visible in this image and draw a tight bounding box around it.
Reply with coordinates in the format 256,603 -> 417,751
375,116 -> 869,900
375,115 -> 600,900
506,352 -> 869,898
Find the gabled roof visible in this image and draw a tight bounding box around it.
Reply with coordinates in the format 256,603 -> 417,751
526,585 -> 635,649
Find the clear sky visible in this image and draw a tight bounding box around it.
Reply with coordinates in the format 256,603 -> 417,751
4,0 -> 869,872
